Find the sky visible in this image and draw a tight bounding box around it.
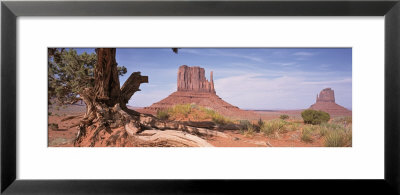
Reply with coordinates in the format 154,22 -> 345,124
75,48 -> 352,110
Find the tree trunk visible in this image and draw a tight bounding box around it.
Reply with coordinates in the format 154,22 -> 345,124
74,48 -> 213,147
94,48 -> 121,107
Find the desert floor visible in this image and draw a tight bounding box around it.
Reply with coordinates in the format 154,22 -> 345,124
48,104 -> 339,147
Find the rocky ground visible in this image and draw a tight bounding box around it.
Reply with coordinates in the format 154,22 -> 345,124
48,104 -> 329,147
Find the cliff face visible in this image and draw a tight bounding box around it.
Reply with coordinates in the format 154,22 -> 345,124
145,65 -> 253,118
316,88 -> 335,103
177,65 -> 215,93
310,88 -> 351,116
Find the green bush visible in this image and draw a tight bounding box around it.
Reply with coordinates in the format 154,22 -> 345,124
260,119 -> 287,136
287,123 -> 299,132
324,130 -> 346,147
301,109 -> 330,125
319,125 -> 329,137
243,123 -> 256,137
156,109 -> 170,120
238,120 -> 251,133
301,126 -> 314,143
332,116 -> 352,125
280,114 -> 289,120
253,118 -> 265,132
212,113 -> 229,125
170,104 -> 192,117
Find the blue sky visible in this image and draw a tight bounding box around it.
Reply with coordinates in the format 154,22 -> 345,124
75,48 -> 352,110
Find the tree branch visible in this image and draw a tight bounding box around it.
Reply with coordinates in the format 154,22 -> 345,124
120,72 -> 148,105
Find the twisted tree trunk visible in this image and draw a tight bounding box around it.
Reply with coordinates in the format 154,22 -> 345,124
74,48 -> 214,147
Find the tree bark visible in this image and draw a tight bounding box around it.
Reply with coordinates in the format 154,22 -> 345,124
94,48 -> 121,107
120,72 -> 148,105
74,48 -> 213,147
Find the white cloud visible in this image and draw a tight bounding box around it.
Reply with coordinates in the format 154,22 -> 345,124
128,84 -> 176,107
180,49 -> 265,63
214,72 -> 352,110
301,78 -> 352,85
293,52 -> 315,56
270,62 -> 297,67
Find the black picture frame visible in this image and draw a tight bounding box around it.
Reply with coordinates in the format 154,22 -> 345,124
1,0 -> 400,194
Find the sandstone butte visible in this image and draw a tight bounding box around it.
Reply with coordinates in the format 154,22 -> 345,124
145,65 -> 254,118
309,88 -> 352,116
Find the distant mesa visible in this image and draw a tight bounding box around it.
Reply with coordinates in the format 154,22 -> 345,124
309,88 -> 351,116
145,65 -> 252,117
177,65 -> 215,93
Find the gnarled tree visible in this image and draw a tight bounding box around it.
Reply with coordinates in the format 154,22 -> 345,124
49,48 -> 218,147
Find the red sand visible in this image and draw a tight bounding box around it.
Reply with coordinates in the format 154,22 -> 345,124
48,106 -> 326,147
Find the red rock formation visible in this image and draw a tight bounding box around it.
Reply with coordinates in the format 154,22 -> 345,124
177,65 -> 215,93
310,88 -> 351,116
316,88 -> 335,103
145,65 -> 254,118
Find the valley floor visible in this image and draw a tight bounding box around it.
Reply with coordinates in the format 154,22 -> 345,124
48,104 -> 350,147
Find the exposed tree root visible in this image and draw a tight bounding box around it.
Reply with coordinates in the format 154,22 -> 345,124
136,130 -> 213,147
61,114 -> 84,122
73,103 -> 226,147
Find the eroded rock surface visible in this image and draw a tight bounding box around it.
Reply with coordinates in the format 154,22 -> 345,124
310,88 -> 351,116
145,65 -> 254,118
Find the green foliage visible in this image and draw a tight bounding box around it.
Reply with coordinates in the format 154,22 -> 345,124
286,123 -> 299,132
332,116 -> 352,125
301,109 -> 330,125
280,114 -> 289,120
260,119 -> 287,137
198,106 -> 231,125
170,104 -> 192,117
48,48 -> 127,105
320,123 -> 352,147
164,104 -> 231,125
254,118 -> 265,132
238,120 -> 252,133
243,123 -> 255,137
324,130 -> 346,147
211,114 -> 229,125
301,126 -> 314,143
257,118 -> 265,127
156,109 -> 170,120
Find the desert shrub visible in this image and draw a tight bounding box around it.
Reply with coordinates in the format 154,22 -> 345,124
48,123 -> 59,131
238,120 -> 251,133
318,122 -> 352,147
243,123 -> 256,137
212,113 -> 229,125
319,125 -> 329,137
171,104 -> 192,117
345,126 -> 352,146
324,130 -> 346,147
287,123 -> 299,132
260,122 -> 274,136
260,119 -> 287,136
236,120 -> 255,136
301,126 -> 314,142
197,107 -> 231,125
252,118 -> 265,132
48,112 -> 52,116
301,109 -> 330,125
156,109 -> 170,120
332,116 -> 352,125
280,114 -> 289,120
200,107 -> 214,115
238,120 -> 251,129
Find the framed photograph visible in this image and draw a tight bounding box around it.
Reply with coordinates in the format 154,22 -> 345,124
2,0 -> 400,194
